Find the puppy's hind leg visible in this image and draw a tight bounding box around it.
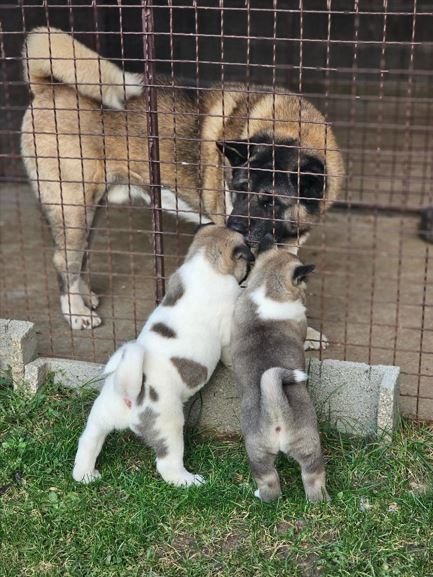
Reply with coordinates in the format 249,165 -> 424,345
289,440 -> 330,502
137,400 -> 204,487
73,399 -> 113,483
247,443 -> 281,503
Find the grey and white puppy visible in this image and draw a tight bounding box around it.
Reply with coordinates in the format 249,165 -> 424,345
231,234 -> 329,503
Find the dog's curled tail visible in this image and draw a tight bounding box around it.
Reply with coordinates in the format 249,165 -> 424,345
104,340 -> 146,400
22,27 -> 142,109
259,367 -> 307,422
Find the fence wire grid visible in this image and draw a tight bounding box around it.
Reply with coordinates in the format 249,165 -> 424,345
0,1 -> 433,420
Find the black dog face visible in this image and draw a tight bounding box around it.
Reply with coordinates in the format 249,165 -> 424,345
219,133 -> 325,243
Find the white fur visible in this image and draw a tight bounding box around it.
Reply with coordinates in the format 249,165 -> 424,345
102,71 -> 143,110
293,369 -> 308,383
61,279 -> 101,330
107,184 -> 211,225
73,251 -> 241,486
250,285 -> 306,322
224,181 -> 234,216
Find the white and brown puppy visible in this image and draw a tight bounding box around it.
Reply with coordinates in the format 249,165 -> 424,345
73,224 -> 254,486
231,234 -> 329,503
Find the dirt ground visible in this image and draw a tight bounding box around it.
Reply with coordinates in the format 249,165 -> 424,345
1,183 -> 432,420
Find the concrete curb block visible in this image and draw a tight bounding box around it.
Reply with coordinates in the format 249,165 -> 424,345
24,357 -> 104,393
306,358 -> 400,438
189,359 -> 400,439
0,319 -> 37,382
1,319 -> 400,439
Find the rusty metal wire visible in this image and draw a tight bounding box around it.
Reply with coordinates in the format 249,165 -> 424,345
0,1 -> 432,420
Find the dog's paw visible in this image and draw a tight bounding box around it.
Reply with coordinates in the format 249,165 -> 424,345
174,473 -> 205,487
80,279 -> 100,310
306,487 -> 331,503
61,295 -> 102,330
254,489 -> 262,500
162,470 -> 206,487
83,291 -> 99,310
304,327 -> 329,351
69,310 -> 102,330
73,467 -> 101,484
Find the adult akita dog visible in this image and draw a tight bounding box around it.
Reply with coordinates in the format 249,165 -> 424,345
21,27 -> 344,329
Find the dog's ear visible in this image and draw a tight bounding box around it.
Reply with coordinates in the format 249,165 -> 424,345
194,221 -> 215,235
217,140 -> 249,166
293,264 -> 315,285
233,243 -> 255,263
257,233 -> 275,255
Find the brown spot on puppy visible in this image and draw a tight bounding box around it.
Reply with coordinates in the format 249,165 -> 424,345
149,386 -> 159,402
171,357 -> 208,389
136,374 -> 146,405
162,272 -> 184,306
136,407 -> 167,458
151,322 -> 176,338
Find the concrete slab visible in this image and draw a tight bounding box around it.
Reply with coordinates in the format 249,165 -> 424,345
0,318 -> 37,383
24,357 -> 104,393
306,358 -> 400,437
192,359 -> 400,439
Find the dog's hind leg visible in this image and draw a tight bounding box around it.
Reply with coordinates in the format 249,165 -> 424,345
247,443 -> 281,502
287,438 -> 330,502
140,400 -> 205,487
43,179 -> 105,330
73,397 -> 114,483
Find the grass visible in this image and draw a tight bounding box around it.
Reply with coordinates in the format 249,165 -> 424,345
0,375 -> 432,577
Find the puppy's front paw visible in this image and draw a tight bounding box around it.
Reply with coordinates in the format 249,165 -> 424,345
254,488 -> 262,500
304,327 -> 329,351
73,467 -> 101,484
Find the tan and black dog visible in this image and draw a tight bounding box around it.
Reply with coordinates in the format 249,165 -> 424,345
21,27 -> 344,329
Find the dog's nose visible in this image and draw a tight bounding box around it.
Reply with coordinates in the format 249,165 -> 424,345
227,217 -> 247,235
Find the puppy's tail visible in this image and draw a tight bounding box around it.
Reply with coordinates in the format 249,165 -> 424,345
22,27 -> 142,109
259,367 -> 307,422
104,340 -> 146,401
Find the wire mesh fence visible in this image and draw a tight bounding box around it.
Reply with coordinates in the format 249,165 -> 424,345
0,1 -> 432,420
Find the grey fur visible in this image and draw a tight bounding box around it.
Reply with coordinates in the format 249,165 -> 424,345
149,386 -> 159,402
231,250 -> 329,503
162,273 -> 185,306
151,322 -> 177,339
171,357 -> 208,389
136,374 -> 146,405
135,407 -> 167,458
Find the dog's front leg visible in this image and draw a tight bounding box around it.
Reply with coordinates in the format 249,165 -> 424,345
304,327 -> 329,351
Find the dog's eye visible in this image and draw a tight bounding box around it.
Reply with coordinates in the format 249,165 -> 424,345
235,179 -> 249,192
259,197 -> 273,209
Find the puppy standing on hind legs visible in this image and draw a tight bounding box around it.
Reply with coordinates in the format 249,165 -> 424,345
73,224 -> 254,486
231,234 -> 329,503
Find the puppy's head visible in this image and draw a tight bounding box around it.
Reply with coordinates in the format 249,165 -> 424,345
250,233 -> 315,300
188,223 -> 255,284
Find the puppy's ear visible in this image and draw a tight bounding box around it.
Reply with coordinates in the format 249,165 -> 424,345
233,243 -> 255,263
217,140 -> 249,167
293,264 -> 315,285
257,233 -> 275,255
194,221 -> 215,235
